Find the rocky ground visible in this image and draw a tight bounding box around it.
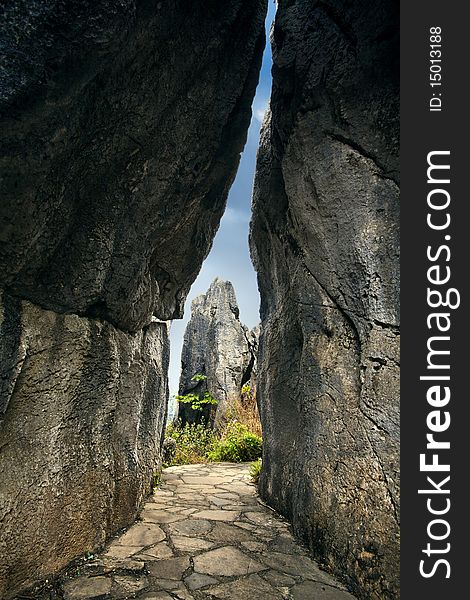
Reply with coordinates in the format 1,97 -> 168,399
57,464 -> 357,600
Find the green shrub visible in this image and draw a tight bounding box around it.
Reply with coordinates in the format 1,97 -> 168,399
241,383 -> 252,397
249,458 -> 262,484
164,421 -> 216,466
191,373 -> 207,382
208,422 -> 262,463
175,391 -> 218,411
163,420 -> 262,467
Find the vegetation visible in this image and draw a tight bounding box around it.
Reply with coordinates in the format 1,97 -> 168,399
207,422 -> 262,462
164,421 -> 216,466
175,373 -> 218,411
175,391 -> 218,411
164,380 -> 263,467
191,373 -> 208,383
232,383 -> 262,438
249,458 -> 262,484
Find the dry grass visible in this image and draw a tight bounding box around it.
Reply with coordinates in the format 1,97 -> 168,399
229,394 -> 262,438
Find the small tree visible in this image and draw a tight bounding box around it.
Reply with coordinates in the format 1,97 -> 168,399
176,373 -> 218,412
191,373 -> 207,383
175,391 -> 218,411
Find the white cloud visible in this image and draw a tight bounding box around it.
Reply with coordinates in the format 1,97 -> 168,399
221,206 -> 247,226
253,99 -> 269,123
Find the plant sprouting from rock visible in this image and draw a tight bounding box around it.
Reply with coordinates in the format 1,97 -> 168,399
176,373 -> 218,411
191,373 -> 207,382
176,391 -> 218,411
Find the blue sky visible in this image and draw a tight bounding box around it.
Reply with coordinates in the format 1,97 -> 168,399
168,2 -> 275,396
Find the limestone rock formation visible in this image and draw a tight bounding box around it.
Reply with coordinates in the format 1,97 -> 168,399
250,1 -> 399,598
0,0 -> 266,331
0,1 -> 267,596
177,278 -> 258,427
0,291 -> 169,595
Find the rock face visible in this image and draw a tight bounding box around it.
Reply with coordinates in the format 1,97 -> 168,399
0,1 -> 267,596
178,279 -> 258,427
0,291 -> 169,595
0,0 -> 266,330
250,1 -> 399,598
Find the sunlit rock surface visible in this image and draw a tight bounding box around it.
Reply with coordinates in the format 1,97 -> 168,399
177,278 -> 258,427
0,292 -> 169,596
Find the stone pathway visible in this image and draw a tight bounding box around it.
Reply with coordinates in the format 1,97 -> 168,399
61,463 -> 357,600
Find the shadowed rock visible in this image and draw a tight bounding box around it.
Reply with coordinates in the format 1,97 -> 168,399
250,1 -> 399,598
0,0 -> 266,331
0,1 -> 267,596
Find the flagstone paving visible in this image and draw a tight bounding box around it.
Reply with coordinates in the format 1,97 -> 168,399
60,463 -> 357,599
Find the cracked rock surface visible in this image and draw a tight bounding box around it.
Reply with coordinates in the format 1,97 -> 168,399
0,1 -> 267,597
250,0 -> 399,598
0,0 -> 267,330
52,464 -> 357,600
178,279 -> 258,426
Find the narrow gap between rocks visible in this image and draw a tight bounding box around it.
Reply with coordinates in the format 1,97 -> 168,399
167,2 -> 276,413
52,4 -> 358,597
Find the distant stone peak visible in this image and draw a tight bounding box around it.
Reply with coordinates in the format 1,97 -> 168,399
178,278 -> 258,427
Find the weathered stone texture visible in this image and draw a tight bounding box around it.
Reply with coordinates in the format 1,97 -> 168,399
0,0 -> 266,330
0,0 -> 266,596
0,292 -> 169,596
178,278 -> 258,426
250,1 -> 399,598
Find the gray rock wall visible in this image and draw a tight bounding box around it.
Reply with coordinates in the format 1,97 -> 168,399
250,1 -> 399,598
0,292 -> 169,596
0,0 -> 266,329
0,1 -> 266,596
178,278 -> 257,427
